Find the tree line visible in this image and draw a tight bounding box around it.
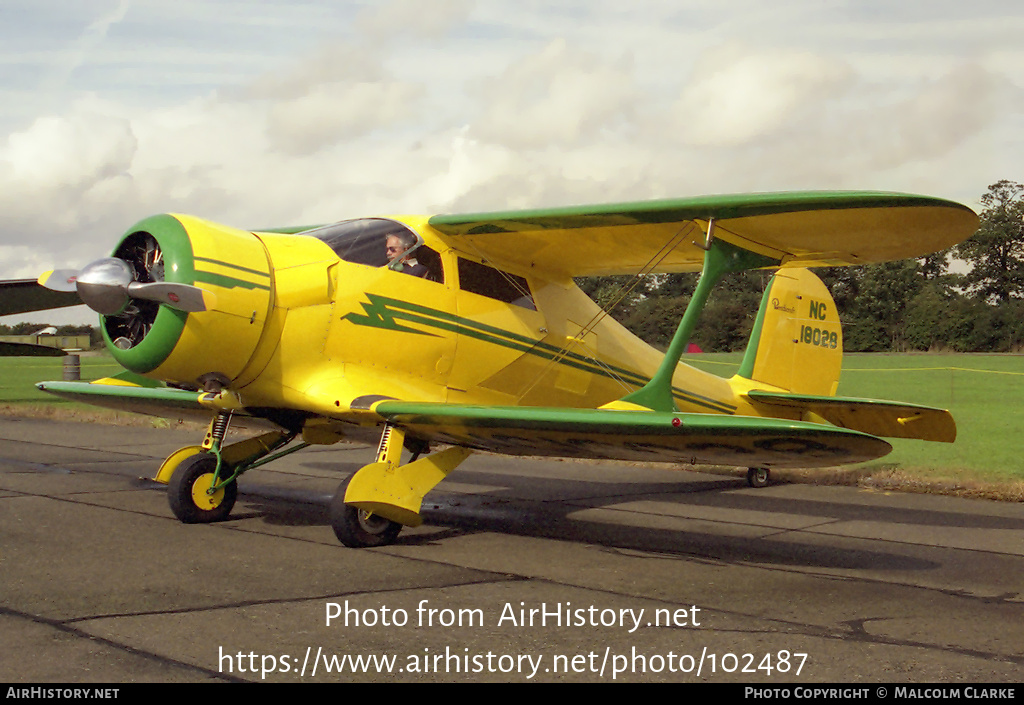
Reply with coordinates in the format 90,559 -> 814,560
577,181 -> 1024,353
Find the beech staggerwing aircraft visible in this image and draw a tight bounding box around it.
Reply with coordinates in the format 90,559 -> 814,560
11,190 -> 977,547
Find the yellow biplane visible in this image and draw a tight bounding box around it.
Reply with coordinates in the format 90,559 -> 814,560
16,191 -> 977,547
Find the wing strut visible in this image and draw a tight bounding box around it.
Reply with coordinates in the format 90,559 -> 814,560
616,227 -> 780,412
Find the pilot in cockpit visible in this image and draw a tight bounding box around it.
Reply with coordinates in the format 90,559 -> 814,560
385,232 -> 429,278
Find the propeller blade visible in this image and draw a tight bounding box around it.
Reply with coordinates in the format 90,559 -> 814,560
126,282 -> 213,313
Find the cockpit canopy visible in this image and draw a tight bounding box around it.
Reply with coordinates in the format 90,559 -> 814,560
306,218 -> 420,268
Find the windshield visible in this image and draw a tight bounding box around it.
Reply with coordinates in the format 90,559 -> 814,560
307,218 -> 420,267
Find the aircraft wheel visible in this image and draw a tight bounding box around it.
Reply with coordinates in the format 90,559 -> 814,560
747,467 -> 771,488
329,476 -> 402,548
167,453 -> 237,524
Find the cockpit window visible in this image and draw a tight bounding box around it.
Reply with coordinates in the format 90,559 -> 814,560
458,258 -> 536,310
306,218 -> 444,282
307,218 -> 413,267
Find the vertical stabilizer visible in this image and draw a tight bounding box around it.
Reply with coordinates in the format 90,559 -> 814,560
737,268 -> 842,396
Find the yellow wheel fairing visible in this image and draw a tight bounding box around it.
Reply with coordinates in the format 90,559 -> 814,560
153,445 -> 204,484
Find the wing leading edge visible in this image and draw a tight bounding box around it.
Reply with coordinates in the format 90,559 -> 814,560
36,379 -> 211,419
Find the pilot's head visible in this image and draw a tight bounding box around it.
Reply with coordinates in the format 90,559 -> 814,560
385,232 -> 416,262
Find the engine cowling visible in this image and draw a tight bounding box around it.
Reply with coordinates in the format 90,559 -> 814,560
100,213 -> 273,388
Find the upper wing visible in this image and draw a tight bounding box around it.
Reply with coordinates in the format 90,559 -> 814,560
428,191 -> 978,277
0,279 -> 81,316
373,401 -> 892,469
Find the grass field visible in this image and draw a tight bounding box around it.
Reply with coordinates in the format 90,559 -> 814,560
2,352 -> 1022,493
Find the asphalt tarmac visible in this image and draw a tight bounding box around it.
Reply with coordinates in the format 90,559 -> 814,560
1,416 -> 1022,683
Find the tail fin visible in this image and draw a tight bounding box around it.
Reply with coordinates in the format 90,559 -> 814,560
737,268 -> 842,396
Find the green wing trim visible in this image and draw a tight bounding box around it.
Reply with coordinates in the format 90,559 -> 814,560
745,390 -> 956,443
375,401 -> 891,469
431,191 -> 966,231
428,191 -> 978,277
36,380 -> 209,418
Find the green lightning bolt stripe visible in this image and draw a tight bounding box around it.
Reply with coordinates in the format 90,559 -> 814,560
343,293 -> 736,414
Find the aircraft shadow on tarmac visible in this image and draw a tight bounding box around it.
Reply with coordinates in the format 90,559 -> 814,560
206,459 -> 1024,573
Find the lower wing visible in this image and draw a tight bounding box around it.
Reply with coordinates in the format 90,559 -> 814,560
36,381 -> 896,468
36,378 -> 212,420
373,401 -> 892,468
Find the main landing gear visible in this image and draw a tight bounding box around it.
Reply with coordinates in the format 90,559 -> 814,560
167,453 -> 238,523
155,411 -> 303,526
155,414 -> 470,549
329,422 -> 471,548
329,474 -> 402,548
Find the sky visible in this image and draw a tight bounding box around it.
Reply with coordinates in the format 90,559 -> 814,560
1,0 -> 1022,323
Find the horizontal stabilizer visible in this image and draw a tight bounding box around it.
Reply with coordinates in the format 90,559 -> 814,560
745,390 -> 955,443
374,401 -> 892,468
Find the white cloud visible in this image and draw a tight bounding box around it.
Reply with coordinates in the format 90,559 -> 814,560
266,81 -> 425,156
469,38 -> 639,149
3,110 -> 135,189
674,46 -> 854,146
0,108 -> 138,256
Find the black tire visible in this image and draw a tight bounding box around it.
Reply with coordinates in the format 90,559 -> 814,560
330,475 -> 402,548
167,453 -> 237,524
747,467 -> 771,488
